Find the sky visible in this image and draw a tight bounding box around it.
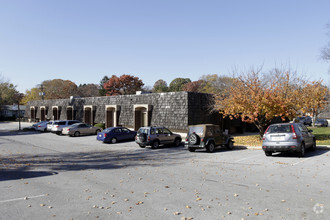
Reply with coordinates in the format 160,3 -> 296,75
0,0 -> 329,93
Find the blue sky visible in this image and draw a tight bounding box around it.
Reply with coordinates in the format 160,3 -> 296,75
0,0 -> 329,93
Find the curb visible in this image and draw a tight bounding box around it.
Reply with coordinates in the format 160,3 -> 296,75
241,145 -> 330,150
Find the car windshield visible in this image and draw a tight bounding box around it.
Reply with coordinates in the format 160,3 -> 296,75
188,127 -> 204,136
267,125 -> 292,133
137,128 -> 149,134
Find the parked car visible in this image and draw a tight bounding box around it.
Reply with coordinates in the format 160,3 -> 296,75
294,116 -> 312,126
47,121 -> 55,131
32,121 -> 49,132
314,118 -> 328,127
262,123 -> 316,157
51,120 -> 80,135
135,126 -> 181,149
185,124 -> 234,153
62,123 -> 102,137
97,127 -> 136,143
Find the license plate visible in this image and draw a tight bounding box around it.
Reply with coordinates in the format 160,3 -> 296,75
272,136 -> 285,141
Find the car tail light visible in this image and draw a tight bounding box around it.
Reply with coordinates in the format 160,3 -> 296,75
55,125 -> 59,128
148,136 -> 150,141
185,138 -> 188,141
67,129 -> 70,131
201,138 -> 204,142
38,125 -> 41,127
263,126 -> 270,140
291,125 -> 297,139
104,133 -> 107,138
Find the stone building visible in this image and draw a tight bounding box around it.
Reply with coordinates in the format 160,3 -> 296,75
25,92 -> 220,131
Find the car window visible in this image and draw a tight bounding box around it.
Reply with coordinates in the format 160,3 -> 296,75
188,127 -> 204,136
114,128 -> 122,133
59,121 -> 66,125
68,121 -> 77,125
163,128 -> 171,135
298,124 -> 308,133
138,128 -> 149,134
122,128 -> 129,133
215,127 -> 221,135
206,126 -> 214,136
267,125 -> 292,133
156,128 -> 163,134
150,128 -> 155,135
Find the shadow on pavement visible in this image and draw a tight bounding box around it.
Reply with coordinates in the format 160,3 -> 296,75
271,148 -> 329,158
0,147 -> 195,181
0,170 -> 58,181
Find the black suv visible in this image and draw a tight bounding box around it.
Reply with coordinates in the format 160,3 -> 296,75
135,126 -> 182,149
185,124 -> 234,153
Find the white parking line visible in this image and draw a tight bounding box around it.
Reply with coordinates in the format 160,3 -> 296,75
0,194 -> 47,203
291,157 -> 314,166
236,154 -> 262,162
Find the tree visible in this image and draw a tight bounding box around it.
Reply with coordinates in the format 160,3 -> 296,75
321,23 -> 330,73
21,87 -> 41,105
169,78 -> 191,92
300,81 -> 329,126
152,79 -> 168,93
199,74 -> 236,95
77,84 -> 99,97
103,74 -> 144,96
0,75 -> 20,105
216,69 -> 303,137
99,76 -> 109,96
42,79 -> 78,99
183,80 -> 204,92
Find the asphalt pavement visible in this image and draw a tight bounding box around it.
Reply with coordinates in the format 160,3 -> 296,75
0,122 -> 329,219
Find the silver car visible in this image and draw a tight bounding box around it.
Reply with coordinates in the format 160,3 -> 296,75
62,123 -> 102,137
135,126 -> 182,149
51,120 -> 80,135
262,123 -> 316,157
32,121 -> 49,132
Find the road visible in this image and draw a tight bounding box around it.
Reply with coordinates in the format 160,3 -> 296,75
0,122 -> 329,219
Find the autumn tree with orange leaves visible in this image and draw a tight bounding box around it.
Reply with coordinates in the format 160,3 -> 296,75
104,74 -> 144,96
215,69 -> 328,136
300,81 -> 329,126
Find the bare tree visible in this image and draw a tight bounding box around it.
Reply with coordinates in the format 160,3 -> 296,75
321,23 -> 330,73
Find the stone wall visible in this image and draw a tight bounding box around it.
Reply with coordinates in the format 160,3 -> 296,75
25,92 -> 216,131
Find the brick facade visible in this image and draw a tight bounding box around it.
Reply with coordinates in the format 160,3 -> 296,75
25,92 -> 219,131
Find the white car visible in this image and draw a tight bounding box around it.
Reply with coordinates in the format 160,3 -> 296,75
47,121 -> 55,131
33,121 -> 49,132
51,120 -> 80,135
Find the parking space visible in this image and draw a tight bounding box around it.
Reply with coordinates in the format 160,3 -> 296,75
0,122 -> 329,219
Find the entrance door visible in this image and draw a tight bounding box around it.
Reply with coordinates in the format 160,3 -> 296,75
31,109 -> 35,121
53,108 -> 58,120
67,107 -> 73,120
134,107 -> 147,131
106,109 -> 114,128
40,108 -> 45,121
84,108 -> 91,124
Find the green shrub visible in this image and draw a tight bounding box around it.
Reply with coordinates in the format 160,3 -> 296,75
94,123 -> 105,130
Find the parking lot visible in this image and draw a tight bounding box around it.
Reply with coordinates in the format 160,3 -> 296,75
0,122 -> 329,219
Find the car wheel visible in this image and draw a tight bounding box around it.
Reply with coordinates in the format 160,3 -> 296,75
95,129 -> 101,135
188,133 -> 200,145
56,131 -> 61,135
311,141 -> 316,151
227,140 -> 234,150
138,133 -> 147,142
44,128 -> 47,132
188,148 -> 196,152
174,138 -> 181,147
138,144 -> 145,148
111,137 -> 117,144
265,152 -> 272,157
206,142 -> 215,153
298,143 -> 305,157
151,140 -> 160,149
74,131 -> 80,137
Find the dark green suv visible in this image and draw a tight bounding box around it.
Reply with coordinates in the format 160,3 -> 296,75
185,124 -> 234,153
